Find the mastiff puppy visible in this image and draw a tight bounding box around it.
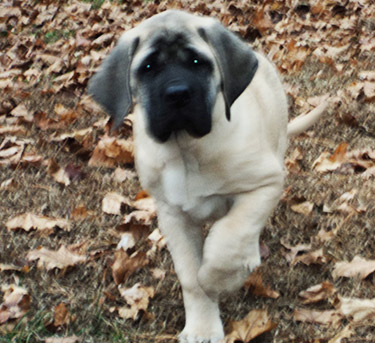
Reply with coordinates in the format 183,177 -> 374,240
89,10 -> 327,343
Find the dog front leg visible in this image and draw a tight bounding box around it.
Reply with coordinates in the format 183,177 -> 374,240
157,203 -> 224,343
198,181 -> 283,299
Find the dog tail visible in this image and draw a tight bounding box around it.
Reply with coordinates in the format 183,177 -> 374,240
287,100 -> 329,138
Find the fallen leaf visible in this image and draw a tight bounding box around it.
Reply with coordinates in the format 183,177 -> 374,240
47,158 -> 71,186
364,81 -> 375,101
26,246 -> 86,270
116,283 -> 155,320
359,71 -> 375,81
338,297 -> 375,322
6,213 -> 70,235
285,147 -> 303,174
116,232 -> 136,251
226,309 -> 277,343
293,308 -> 341,327
292,248 -> 328,266
0,178 -> 16,190
112,167 -> 136,183
332,256 -> 375,280
313,143 -> 348,173
0,263 -> 29,273
328,325 -> 354,343
71,205 -> 89,220
102,192 -> 132,215
10,103 -> 33,122
298,282 -> 336,304
280,239 -> 312,264
0,136 -> 25,165
0,125 -> 27,135
123,210 -> 155,226
150,268 -> 166,281
244,269 -> 280,299
45,336 -> 80,343
88,135 -> 134,168
46,303 -> 70,331
0,284 -> 31,324
133,196 -> 156,213
148,228 -> 167,251
111,249 -> 148,285
291,201 -> 314,215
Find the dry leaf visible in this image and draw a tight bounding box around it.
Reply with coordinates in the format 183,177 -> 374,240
293,308 -> 341,327
26,246 -> 86,270
71,205 -> 89,220
46,303 -> 70,330
47,158 -> 71,186
0,136 -> 25,165
244,269 -> 280,299
133,197 -> 156,213
285,147 -> 303,174
328,325 -> 354,343
226,309 -> 277,343
102,192 -> 132,215
292,248 -> 327,266
123,210 -> 155,226
0,263 -> 29,273
49,128 -> 93,143
280,239 -> 312,263
323,189 -> 366,214
45,336 -> 80,343
313,143 -> 348,173
364,81 -> 375,101
88,135 -> 134,167
10,103 -> 33,122
0,178 -> 16,190
6,213 -> 70,235
298,282 -> 336,304
332,256 -> 375,280
112,167 -> 136,183
291,201 -> 314,215
116,283 -> 155,320
338,297 -> 375,322
116,232 -> 136,251
148,228 -> 167,251
150,268 -> 166,281
0,284 -> 31,324
111,249 -> 148,285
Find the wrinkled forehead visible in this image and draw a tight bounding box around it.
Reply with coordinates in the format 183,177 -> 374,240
130,21 -> 215,70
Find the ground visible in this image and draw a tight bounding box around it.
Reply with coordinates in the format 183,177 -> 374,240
1,1 -> 375,343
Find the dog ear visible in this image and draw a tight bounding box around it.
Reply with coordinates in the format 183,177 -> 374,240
88,36 -> 139,130
198,23 -> 258,121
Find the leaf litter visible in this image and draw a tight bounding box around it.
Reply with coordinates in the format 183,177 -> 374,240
1,0 -> 375,341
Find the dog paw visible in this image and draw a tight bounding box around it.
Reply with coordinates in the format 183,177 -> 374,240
179,331 -> 224,343
198,254 -> 261,298
197,264 -> 243,299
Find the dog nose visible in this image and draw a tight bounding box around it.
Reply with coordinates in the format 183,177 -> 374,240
164,84 -> 190,106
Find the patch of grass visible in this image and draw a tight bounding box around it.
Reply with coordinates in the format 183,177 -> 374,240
82,0 -> 106,10
0,307 -> 130,343
0,310 -> 51,343
44,30 -> 75,44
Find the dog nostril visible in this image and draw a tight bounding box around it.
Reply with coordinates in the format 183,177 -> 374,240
164,84 -> 191,104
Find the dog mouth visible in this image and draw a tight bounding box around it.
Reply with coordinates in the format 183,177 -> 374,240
148,110 -> 211,143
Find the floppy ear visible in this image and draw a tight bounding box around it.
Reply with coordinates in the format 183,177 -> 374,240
87,36 -> 139,130
198,23 -> 258,120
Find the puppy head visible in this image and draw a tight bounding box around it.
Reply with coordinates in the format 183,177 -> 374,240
88,10 -> 258,142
